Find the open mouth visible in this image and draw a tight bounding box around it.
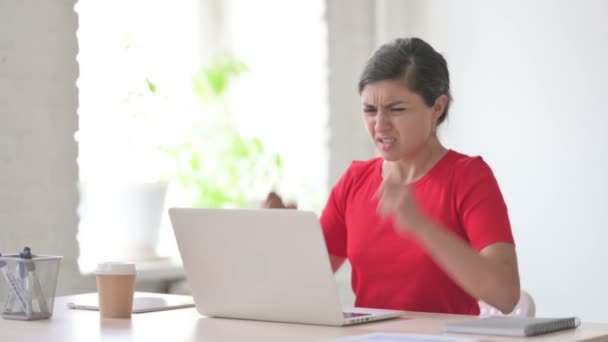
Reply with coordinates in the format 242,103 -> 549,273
376,137 -> 397,151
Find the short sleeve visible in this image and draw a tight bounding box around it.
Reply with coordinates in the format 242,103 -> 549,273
456,157 -> 515,252
319,167 -> 353,258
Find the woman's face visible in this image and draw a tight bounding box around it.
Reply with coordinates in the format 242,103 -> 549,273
361,79 -> 445,161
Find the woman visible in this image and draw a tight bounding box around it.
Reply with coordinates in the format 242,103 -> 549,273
265,37 -> 520,315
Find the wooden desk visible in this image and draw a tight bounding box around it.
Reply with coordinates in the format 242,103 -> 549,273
1,293 -> 607,342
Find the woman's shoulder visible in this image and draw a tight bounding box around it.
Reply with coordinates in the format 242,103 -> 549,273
446,150 -> 498,183
448,150 -> 492,171
333,157 -> 382,190
328,158 -> 381,199
347,157 -> 383,177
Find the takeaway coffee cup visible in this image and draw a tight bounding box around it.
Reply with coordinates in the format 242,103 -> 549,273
95,262 -> 136,319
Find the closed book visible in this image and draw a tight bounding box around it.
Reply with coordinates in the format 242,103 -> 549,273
443,316 -> 581,337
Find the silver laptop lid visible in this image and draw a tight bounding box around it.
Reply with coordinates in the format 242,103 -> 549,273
169,208 -> 345,326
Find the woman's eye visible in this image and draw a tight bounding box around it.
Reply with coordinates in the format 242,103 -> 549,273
390,108 -> 406,115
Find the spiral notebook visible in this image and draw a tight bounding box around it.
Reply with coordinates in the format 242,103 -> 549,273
443,316 -> 581,337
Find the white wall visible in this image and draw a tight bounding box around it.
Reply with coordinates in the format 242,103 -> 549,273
0,0 -> 94,295
377,0 -> 608,322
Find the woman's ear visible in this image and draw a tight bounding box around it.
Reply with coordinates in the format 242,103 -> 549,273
432,95 -> 448,122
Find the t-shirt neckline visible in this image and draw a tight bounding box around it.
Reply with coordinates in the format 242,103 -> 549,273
376,149 -> 456,187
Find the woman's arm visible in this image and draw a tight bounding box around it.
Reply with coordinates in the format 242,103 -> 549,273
410,221 -> 520,314
377,178 -> 520,314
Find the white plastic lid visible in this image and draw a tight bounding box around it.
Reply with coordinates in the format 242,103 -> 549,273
95,262 -> 137,275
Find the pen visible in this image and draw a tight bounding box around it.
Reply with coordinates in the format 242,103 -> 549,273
18,251 -> 33,318
22,247 -> 50,315
0,253 -> 28,314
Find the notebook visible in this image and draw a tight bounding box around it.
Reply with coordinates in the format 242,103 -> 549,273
443,316 -> 581,337
67,292 -> 195,313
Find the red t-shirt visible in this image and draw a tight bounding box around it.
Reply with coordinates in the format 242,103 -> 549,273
320,150 -> 514,315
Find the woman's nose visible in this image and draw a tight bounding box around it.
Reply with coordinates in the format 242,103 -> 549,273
375,112 -> 391,131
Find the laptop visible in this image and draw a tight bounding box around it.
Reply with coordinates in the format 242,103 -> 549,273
169,208 -> 406,326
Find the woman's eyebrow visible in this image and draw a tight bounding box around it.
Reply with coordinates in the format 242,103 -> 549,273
363,100 -> 409,107
384,100 -> 407,107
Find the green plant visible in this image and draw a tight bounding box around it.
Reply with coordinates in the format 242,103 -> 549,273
161,54 -> 283,208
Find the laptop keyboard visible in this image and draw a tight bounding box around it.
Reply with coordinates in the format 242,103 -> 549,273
343,312 -> 371,318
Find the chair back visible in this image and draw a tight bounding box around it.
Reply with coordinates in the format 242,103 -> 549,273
478,290 -> 535,317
